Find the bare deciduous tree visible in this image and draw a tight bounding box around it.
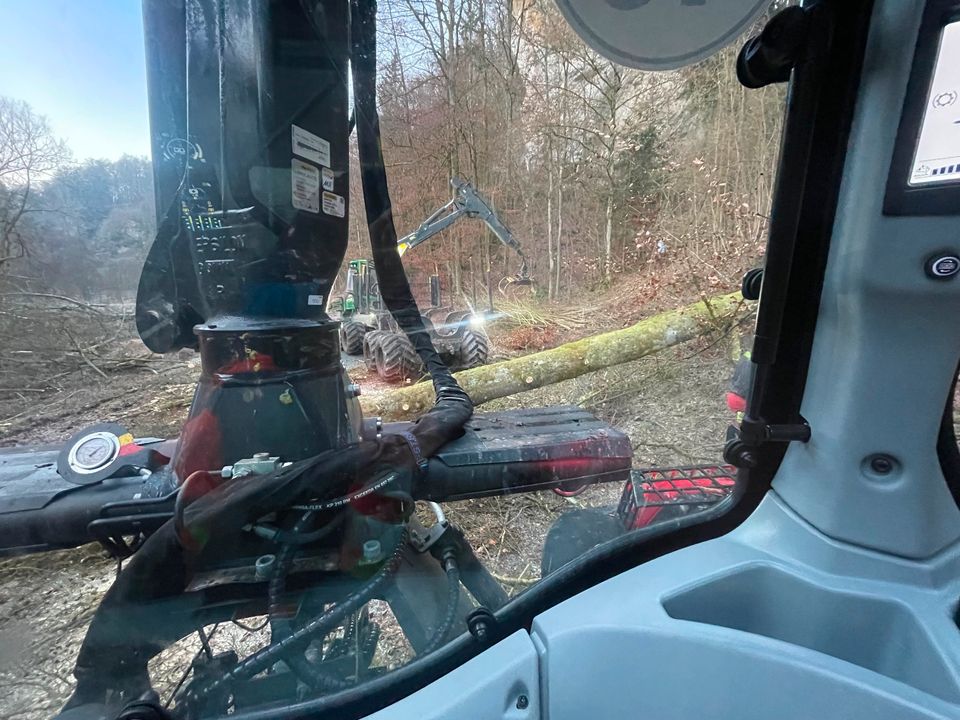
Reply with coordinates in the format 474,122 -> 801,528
0,97 -> 69,272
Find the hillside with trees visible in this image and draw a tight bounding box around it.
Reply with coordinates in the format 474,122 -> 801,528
368,0 -> 785,310
0,1 -> 786,322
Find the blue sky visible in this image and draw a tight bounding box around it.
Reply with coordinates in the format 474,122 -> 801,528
0,1 -> 150,161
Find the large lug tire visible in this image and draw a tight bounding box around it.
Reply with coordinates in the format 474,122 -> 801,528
341,320 -> 367,355
541,508 -> 623,576
363,330 -> 387,372
458,328 -> 490,369
377,332 -> 425,383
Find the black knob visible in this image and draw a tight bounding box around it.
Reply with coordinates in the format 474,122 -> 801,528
741,268 -> 764,300
925,253 -> 960,280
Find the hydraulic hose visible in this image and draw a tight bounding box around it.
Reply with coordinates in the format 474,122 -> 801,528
290,470 -> 401,512
188,529 -> 407,705
419,555 -> 461,656
251,512 -> 345,545
350,0 -> 472,433
267,511 -> 315,622
266,511 -> 351,693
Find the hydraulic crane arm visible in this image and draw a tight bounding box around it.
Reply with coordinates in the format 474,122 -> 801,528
398,177 -> 530,281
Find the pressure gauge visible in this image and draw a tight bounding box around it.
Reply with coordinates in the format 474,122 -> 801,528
67,432 -> 121,474
57,422 -> 130,485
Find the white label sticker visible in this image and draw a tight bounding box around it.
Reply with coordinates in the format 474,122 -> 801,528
291,159 -> 320,213
307,294 -> 324,306
292,125 -> 331,167
322,191 -> 345,218
322,167 -> 335,191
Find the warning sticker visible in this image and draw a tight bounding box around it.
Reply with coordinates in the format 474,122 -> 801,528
322,167 -> 335,192
291,159 -> 320,213
292,125 -> 331,167
322,191 -> 345,218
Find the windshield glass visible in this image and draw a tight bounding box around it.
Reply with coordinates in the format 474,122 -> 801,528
0,1 -> 785,717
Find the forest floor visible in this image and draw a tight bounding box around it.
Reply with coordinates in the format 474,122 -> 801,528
0,290 -> 741,720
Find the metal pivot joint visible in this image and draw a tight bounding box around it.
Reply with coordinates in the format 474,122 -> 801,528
724,417 -> 812,469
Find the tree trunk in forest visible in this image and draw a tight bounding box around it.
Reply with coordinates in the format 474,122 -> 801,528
484,234 -> 493,310
603,193 -> 614,282
469,254 -> 478,306
555,161 -> 563,296
546,139 -> 555,300
453,232 -> 462,297
361,291 -> 746,421
544,49 -> 555,301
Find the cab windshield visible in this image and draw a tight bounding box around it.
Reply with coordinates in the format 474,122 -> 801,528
0,1 -> 783,717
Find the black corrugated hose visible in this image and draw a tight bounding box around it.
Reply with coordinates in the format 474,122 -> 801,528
351,0 -> 473,430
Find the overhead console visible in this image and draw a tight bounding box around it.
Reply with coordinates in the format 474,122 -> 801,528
886,1 -> 960,215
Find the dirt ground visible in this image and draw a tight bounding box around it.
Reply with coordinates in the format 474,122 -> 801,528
0,324 -> 736,720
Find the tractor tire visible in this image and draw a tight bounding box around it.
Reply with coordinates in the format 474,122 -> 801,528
458,328 -> 490,369
541,508 -> 623,576
363,330 -> 387,372
377,332 -> 424,383
341,320 -> 367,355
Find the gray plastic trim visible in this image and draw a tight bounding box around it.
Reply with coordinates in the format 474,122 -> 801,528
363,630 -> 540,720
772,0 -> 960,558
532,494 -> 960,720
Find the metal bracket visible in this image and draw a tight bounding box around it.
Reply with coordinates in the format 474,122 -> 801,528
724,419 -> 811,469
740,418 -> 812,445
407,502 -> 449,553
223,452 -> 283,479
737,5 -> 813,89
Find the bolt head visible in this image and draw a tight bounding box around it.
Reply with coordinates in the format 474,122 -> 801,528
870,456 -> 894,474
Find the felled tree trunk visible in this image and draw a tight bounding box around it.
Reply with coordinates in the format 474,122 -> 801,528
361,291 -> 746,421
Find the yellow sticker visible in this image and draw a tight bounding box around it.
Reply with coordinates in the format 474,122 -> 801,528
118,433 -> 135,446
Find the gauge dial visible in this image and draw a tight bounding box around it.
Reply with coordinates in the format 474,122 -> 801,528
67,431 -> 120,474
